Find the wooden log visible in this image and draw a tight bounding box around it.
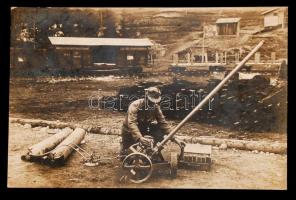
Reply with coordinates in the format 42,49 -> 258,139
10,117 -> 76,129
9,117 -> 119,135
190,137 -> 286,154
21,127 -> 73,161
11,117 -> 286,154
47,128 -> 86,165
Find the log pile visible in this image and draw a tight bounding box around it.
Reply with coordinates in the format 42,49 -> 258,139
21,127 -> 73,161
11,118 -> 286,154
47,128 -> 86,165
21,127 -> 86,165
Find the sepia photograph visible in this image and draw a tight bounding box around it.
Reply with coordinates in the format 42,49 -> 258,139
8,7 -> 287,189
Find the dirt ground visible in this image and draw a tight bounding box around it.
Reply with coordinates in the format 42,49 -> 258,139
9,76 -> 287,141
8,76 -> 287,189
7,123 -> 287,189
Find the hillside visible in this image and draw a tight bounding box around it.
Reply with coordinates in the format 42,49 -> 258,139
11,7 -> 287,65
120,7 -> 287,60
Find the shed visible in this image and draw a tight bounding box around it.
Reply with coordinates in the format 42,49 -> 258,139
48,37 -> 153,70
262,8 -> 287,29
216,18 -> 241,36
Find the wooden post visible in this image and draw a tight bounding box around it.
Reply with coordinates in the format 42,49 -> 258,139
237,21 -> 240,37
271,52 -> 276,64
220,53 -> 224,63
187,52 -> 191,64
205,52 -> 208,63
191,54 -> 195,63
216,52 -> 219,63
224,52 -> 227,64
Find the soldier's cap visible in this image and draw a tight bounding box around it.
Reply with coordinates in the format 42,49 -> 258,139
146,87 -> 161,103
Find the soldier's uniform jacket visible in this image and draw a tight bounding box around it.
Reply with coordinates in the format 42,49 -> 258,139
121,98 -> 171,143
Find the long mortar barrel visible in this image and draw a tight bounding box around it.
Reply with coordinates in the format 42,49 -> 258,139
154,40 -> 264,153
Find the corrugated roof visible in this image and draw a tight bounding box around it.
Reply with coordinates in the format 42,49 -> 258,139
48,37 -> 153,47
216,18 -> 241,24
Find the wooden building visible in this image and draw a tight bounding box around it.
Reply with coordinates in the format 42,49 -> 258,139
262,8 -> 287,29
216,18 -> 241,36
48,37 -> 153,70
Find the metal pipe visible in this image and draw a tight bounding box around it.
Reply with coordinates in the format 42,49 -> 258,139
153,40 -> 264,153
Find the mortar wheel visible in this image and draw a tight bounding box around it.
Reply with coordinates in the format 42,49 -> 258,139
170,152 -> 178,178
122,152 -> 153,183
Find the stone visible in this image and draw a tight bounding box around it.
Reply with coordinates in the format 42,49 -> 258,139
24,124 -> 31,129
212,146 -> 219,150
219,143 -> 227,150
32,126 -> 42,131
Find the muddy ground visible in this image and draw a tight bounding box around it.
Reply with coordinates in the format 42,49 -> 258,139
8,75 -> 287,189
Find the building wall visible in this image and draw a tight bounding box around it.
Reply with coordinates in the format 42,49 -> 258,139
55,48 -> 91,70
216,22 -> 239,36
117,47 -> 148,67
10,45 -> 150,72
264,9 -> 286,28
53,46 -> 149,69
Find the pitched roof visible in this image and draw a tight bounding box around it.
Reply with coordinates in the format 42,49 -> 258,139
48,37 -> 153,47
261,8 -> 286,15
216,18 -> 241,24
261,8 -> 280,15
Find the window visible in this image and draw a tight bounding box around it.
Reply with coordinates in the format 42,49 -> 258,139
63,52 -> 71,57
127,54 -> 134,61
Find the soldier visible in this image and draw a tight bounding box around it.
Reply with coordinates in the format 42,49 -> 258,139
120,87 -> 184,156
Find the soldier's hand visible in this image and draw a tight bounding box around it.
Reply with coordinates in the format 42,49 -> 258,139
180,141 -> 186,148
139,136 -> 152,146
